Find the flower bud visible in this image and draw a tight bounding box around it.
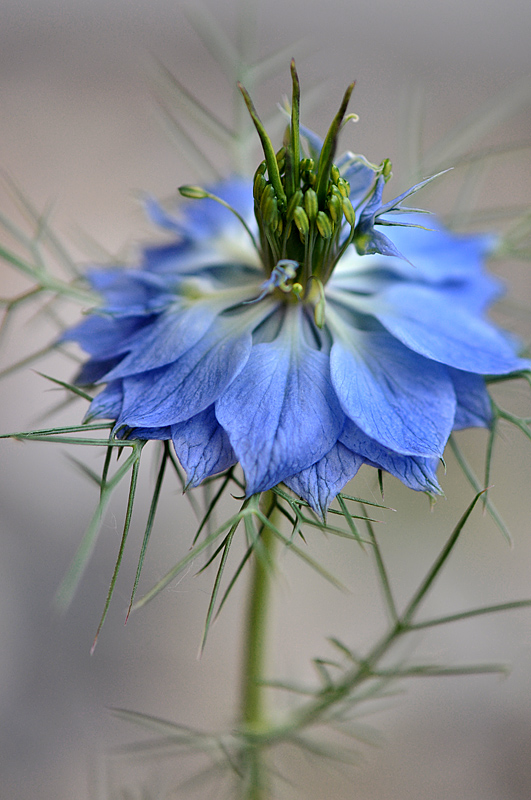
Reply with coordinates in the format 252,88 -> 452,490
316,211 -> 333,239
253,172 -> 267,202
260,185 -> 279,228
327,193 -> 343,223
286,189 -> 304,221
342,197 -> 356,226
304,188 -> 319,221
337,178 -> 350,198
179,185 -> 209,199
293,206 -> 309,240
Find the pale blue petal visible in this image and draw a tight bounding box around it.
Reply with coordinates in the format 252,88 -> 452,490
371,284 -> 529,374
62,314 -> 152,358
215,307 -> 345,495
128,426 -> 171,440
119,315 -> 255,427
450,369 -> 492,429
101,302 -> 220,380
380,215 -> 496,285
87,269 -> 176,316
328,313 -> 456,457
299,124 -> 323,160
171,406 -> 236,487
283,442 -> 363,517
338,155 -> 377,206
86,381 -> 124,421
76,357 -> 122,385
146,179 -> 254,241
355,227 -> 405,259
340,419 -> 441,493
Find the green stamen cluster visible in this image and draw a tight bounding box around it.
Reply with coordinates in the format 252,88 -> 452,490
240,61 -> 357,302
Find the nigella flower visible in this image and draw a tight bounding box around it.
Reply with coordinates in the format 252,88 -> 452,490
64,64 -> 528,516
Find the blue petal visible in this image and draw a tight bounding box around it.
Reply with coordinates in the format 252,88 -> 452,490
340,419 -> 441,493
355,227 -> 406,259
299,124 -> 323,160
101,302 -> 220,380
371,283 -> 529,374
86,381 -> 124,421
147,179 -> 254,241
215,306 -> 345,495
118,312 -> 261,427
283,442 -> 363,517
127,426 -> 171,440
87,268 -> 177,316
76,357 -> 122,385
182,178 -> 254,238
337,154 -> 377,206
62,314 -> 153,358
328,311 -> 456,457
380,215 -> 497,286
450,369 -> 492,429
171,405 -> 237,487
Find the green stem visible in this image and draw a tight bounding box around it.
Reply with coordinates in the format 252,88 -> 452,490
240,490 -> 276,799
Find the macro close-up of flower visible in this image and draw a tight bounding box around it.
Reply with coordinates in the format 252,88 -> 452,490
64,77 -> 527,516
3,3 -> 531,799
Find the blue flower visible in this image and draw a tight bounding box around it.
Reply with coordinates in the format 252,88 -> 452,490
63,76 -> 529,516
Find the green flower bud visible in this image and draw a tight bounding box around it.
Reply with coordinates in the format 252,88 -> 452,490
299,158 -> 314,173
286,189 -> 304,221
316,210 -> 333,239
178,185 -> 209,199
331,164 -> 341,185
342,197 -> 356,226
312,279 -> 326,329
304,188 -> 319,221
293,206 -> 309,240
327,193 -> 343,223
260,185 -> 279,228
337,178 -> 350,198
253,172 -> 267,202
382,158 -> 393,181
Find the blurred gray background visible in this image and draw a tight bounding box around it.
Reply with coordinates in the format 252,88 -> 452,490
1,1 -> 531,798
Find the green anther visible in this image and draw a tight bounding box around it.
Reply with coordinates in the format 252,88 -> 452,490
311,279 -> 327,328
259,183 -> 275,214
293,206 -> 309,240
316,210 -> 333,239
337,178 -> 350,198
342,197 -> 356,226
286,189 -> 304,221
253,171 -> 267,202
276,147 -> 286,174
260,186 -> 278,227
299,158 -> 314,174
178,185 -> 210,199
327,193 -> 343,223
382,158 -> 393,181
304,188 -> 319,222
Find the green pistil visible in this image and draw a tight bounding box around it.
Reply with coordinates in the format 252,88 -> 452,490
242,64 -> 357,300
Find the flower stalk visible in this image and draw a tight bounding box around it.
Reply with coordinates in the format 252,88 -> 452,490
239,490 -> 277,799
